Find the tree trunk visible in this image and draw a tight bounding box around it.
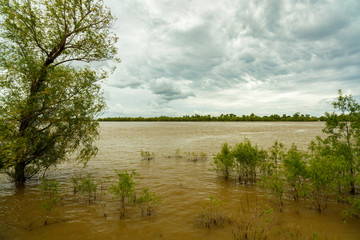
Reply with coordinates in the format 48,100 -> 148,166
350,167 -> 356,195
15,161 -> 26,186
350,180 -> 355,195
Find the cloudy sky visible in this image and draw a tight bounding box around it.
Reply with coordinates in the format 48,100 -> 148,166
101,0 -> 360,117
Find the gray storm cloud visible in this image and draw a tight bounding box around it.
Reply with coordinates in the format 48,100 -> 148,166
102,0 -> 360,117
149,78 -> 195,101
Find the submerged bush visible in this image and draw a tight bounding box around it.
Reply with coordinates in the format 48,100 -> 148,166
212,140 -> 266,183
199,195 -> 228,228
307,153 -> 346,212
174,148 -> 183,158
71,173 -> 98,203
260,173 -> 286,211
343,197 -> 360,222
283,144 -> 309,201
212,143 -> 234,180
186,151 -> 207,162
260,141 -> 286,210
141,150 -> 155,160
233,139 -> 266,184
232,204 -> 273,240
39,178 -> 60,225
109,170 -> 137,219
136,188 -> 162,216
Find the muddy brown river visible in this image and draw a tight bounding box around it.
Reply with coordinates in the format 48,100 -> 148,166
0,122 -> 359,239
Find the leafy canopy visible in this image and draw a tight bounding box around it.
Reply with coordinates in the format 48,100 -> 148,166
0,0 -> 118,184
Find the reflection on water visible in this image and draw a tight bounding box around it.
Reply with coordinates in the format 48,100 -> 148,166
0,122 -> 359,240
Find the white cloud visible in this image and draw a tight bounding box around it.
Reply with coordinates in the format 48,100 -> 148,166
101,0 -> 360,117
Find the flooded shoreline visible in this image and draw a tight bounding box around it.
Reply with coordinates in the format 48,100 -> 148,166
1,122 -> 359,239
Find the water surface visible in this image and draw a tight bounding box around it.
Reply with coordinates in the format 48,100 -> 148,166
0,122 -> 359,239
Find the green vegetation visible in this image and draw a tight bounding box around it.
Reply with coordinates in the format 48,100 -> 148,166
140,150 -> 155,161
169,149 -> 207,162
260,141 -> 286,210
309,90 -> 360,217
282,145 -> 309,201
212,140 -> 266,183
307,153 -> 344,213
199,195 -> 228,228
109,170 -> 137,219
212,143 -> 234,180
2,85 -> 359,236
36,170 -> 162,222
233,139 -> 266,184
0,0 -> 118,185
175,148 -> 183,158
211,90 -> 360,219
39,178 -> 60,225
136,188 -> 162,217
71,173 -> 98,203
185,151 -> 207,162
99,112 -> 321,122
319,90 -> 360,195
343,197 -> 360,221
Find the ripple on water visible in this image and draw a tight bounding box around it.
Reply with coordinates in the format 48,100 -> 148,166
1,122 -> 359,240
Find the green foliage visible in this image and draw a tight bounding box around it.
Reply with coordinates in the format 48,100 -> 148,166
140,150 -> 155,161
174,148 -> 183,158
109,170 -> 137,219
71,173 -> 98,203
213,140 -> 266,183
260,173 -> 286,210
343,197 -> 360,221
136,188 -> 162,216
232,139 -> 266,184
307,153 -> 346,212
39,178 -> 60,225
212,143 -> 234,180
260,142 -> 287,210
267,140 -> 285,175
318,90 -> 360,195
260,142 -> 311,207
0,0 -> 118,185
283,144 -> 309,201
185,151 -> 207,162
199,195 -> 227,228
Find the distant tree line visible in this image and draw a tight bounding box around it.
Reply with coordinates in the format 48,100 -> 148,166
99,112 -> 324,122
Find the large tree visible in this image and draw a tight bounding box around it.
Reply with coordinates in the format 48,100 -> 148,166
0,0 -> 118,185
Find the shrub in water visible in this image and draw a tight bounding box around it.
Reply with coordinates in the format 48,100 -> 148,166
212,143 -> 234,180
283,144 -> 309,201
39,178 -> 60,225
71,173 -> 98,203
109,170 -> 137,218
186,151 -> 207,162
260,141 -> 286,210
199,195 -> 227,228
141,150 -> 155,161
232,139 -> 266,184
136,188 -> 162,216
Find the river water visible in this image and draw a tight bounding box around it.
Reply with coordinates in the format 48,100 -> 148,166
0,122 -> 359,239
